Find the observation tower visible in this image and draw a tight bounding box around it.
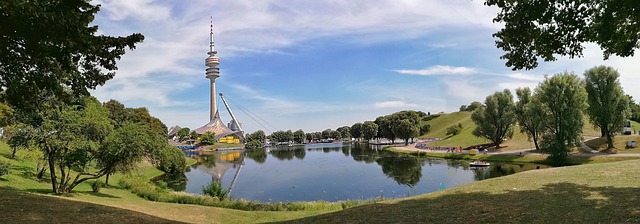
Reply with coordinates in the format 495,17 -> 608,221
194,18 -> 241,140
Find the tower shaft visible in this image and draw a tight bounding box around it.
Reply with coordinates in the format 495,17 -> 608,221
205,16 -> 220,121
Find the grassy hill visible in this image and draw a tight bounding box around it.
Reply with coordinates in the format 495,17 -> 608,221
419,112 -> 610,151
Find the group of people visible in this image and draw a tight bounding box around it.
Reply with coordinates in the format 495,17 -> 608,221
415,142 -> 463,153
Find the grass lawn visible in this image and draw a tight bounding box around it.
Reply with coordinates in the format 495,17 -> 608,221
585,135 -> 640,153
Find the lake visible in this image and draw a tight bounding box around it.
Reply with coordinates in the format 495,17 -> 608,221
157,143 -> 548,202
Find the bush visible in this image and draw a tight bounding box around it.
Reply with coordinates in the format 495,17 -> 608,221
156,180 -> 169,189
92,180 -> 104,193
0,160 -> 11,177
150,145 -> 187,174
202,181 -> 229,200
244,140 -> 262,149
446,123 -> 463,136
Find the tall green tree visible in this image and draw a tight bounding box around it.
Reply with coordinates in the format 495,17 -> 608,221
375,116 -> 395,143
471,89 -> 516,148
362,121 -> 379,141
486,0 -> 640,70
394,119 -> 419,145
177,128 -> 190,139
103,100 -> 128,128
537,72 -> 587,163
336,126 -> 352,139
515,87 -> 546,151
293,129 -> 305,144
0,0 -> 144,112
584,66 -> 630,149
350,123 -> 364,141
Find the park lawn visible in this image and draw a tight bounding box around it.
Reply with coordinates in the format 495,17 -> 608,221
585,135 -> 640,154
281,159 -> 640,223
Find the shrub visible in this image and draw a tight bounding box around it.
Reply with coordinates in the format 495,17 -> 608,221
202,181 -> 229,201
92,180 -> 104,193
446,123 -> 463,136
150,145 -> 187,174
0,160 -> 11,177
156,180 -> 169,189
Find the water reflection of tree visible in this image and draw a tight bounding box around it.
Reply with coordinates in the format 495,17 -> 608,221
471,163 -> 518,181
270,148 -> 306,160
376,155 -> 422,187
245,149 -> 267,164
154,172 -> 188,192
350,144 -> 382,164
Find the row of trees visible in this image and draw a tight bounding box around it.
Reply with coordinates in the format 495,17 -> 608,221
2,95 -> 186,193
470,66 -> 630,163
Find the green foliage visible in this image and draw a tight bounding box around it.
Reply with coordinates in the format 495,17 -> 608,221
515,87 -> 546,151
350,123 -> 364,140
537,72 -> 587,163
471,89 -> 516,147
246,130 -> 266,146
0,159 -> 11,176
395,119 -> 420,145
362,121 -> 379,141
244,140 -> 263,149
336,126 -> 352,139
202,181 -> 229,201
0,102 -> 14,127
584,66 -> 630,149
269,130 -> 294,143
293,129 -> 306,143
419,124 -> 431,136
92,180 -> 103,193
177,128 -> 190,139
98,122 -> 148,178
486,0 -> 640,70
103,100 -> 128,128
200,132 -> 216,145
0,0 -> 144,113
446,123 -> 463,136
466,101 -> 483,112
151,145 -> 187,174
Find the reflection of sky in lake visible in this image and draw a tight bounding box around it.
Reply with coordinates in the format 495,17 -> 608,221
178,144 -> 546,202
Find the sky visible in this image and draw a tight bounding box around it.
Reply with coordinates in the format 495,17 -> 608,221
90,0 -> 640,134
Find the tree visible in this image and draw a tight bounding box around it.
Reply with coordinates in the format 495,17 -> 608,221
362,121 -> 379,141
0,0 -> 144,112
537,72 -> 587,163
246,130 -> 266,145
350,123 -> 363,141
103,100 -> 128,128
514,87 -> 546,151
305,133 -> 313,142
321,129 -> 333,140
200,132 -> 216,145
293,129 -> 305,144
629,96 -> 640,123
584,66 -> 630,149
330,130 -> 342,140
375,116 -> 395,143
98,122 -> 149,186
459,105 -> 468,112
394,119 -> 419,145
485,0 -> 640,70
336,126 -> 352,139
471,89 -> 516,148
177,128 -> 190,140
419,123 -> 431,136
29,97 -> 115,193
466,101 -> 483,112
446,123 -> 463,136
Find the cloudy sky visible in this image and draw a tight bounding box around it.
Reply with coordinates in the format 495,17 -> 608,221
90,0 -> 640,134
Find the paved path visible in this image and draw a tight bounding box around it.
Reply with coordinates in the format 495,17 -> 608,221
394,140 -> 640,158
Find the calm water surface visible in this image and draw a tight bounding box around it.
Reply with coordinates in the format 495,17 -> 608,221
158,143 -> 548,202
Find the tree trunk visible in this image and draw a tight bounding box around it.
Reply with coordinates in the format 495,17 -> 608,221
11,147 -> 17,159
48,154 -> 59,193
36,160 -> 46,179
533,135 -> 541,151
105,173 -> 110,186
601,129 -> 606,137
606,133 -> 614,149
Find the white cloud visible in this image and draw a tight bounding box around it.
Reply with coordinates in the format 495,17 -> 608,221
506,73 -> 543,82
395,65 -> 476,76
374,101 -> 418,109
95,0 -> 171,21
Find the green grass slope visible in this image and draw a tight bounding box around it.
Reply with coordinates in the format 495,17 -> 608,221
418,112 -> 617,151
282,159 -> 640,224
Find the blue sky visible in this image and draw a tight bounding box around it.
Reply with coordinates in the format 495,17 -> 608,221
90,0 -> 640,134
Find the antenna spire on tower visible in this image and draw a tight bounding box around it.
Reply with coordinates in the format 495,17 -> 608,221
209,16 -> 214,52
